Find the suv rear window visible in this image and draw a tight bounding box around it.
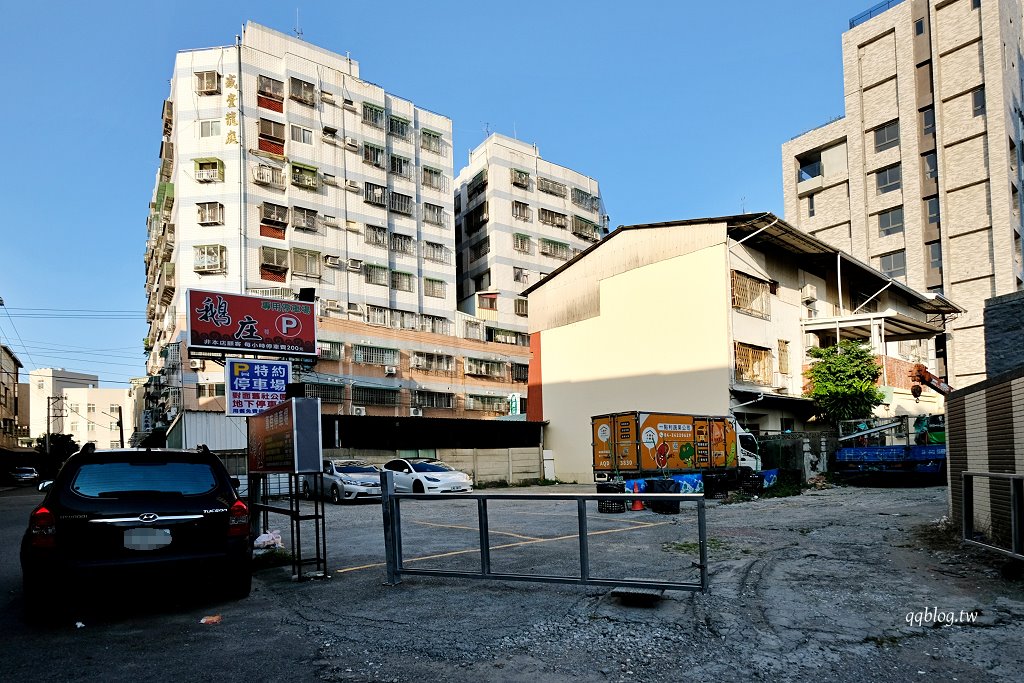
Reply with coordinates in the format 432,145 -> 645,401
70,462 -> 219,498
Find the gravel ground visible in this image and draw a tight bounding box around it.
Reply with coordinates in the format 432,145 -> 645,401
259,483 -> 1024,683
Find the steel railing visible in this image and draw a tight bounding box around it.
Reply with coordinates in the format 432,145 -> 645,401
962,471 -> 1024,561
379,470 -> 709,592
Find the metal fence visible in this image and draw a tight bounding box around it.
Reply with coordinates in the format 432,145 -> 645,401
962,471 -> 1024,561
379,471 -> 709,593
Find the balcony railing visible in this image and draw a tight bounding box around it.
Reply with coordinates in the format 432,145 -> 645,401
195,169 -> 220,182
850,0 -> 905,29
252,165 -> 285,189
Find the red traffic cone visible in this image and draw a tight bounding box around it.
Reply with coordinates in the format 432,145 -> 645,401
631,482 -> 644,511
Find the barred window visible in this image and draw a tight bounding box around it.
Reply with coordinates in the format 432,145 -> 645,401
510,168 -> 530,188
391,271 -> 414,292
352,386 -> 399,406
423,203 -> 446,226
487,327 -> 528,346
515,298 -> 528,316
464,320 -> 483,340
363,143 -> 385,168
420,315 -> 451,335
364,264 -> 389,286
392,309 -> 419,329
465,358 -> 508,378
539,239 -> 571,260
388,116 -> 410,139
365,182 -> 387,206
513,201 -> 532,222
292,248 -> 321,277
730,270 -> 770,319
512,363 -> 529,382
466,394 -> 509,412
366,305 -> 388,326
413,391 -> 454,409
389,155 -> 412,178
539,208 -> 568,228
390,232 -> 415,255
362,103 -> 385,128
411,352 -> 455,372
365,225 -> 388,247
424,278 -> 446,298
538,177 -> 567,197
421,130 -> 443,154
423,241 -> 451,264
778,339 -> 790,375
470,237 -> 490,261
317,341 -> 343,360
303,383 -> 346,403
422,166 -> 446,191
352,345 -> 399,365
513,234 -> 532,253
389,191 -> 413,215
734,342 -> 773,385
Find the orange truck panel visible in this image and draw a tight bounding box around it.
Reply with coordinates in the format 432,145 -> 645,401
593,412 -> 738,473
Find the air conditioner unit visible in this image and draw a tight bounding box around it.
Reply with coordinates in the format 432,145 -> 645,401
324,255 -> 342,268
189,359 -> 204,370
323,299 -> 342,312
321,91 -> 335,104
344,137 -> 359,150
352,406 -> 366,416
384,365 -> 397,376
346,180 -> 360,192
347,258 -> 363,272
347,303 -> 362,313
409,407 -> 423,417
800,283 -> 818,303
343,99 -> 358,112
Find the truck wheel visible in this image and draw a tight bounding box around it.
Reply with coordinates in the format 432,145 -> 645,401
330,486 -> 342,505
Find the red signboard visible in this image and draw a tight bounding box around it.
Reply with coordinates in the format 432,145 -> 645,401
187,289 -> 317,357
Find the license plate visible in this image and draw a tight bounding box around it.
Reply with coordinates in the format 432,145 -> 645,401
367,488 -> 381,495
124,527 -> 172,551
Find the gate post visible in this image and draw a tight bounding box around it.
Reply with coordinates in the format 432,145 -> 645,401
380,470 -> 400,585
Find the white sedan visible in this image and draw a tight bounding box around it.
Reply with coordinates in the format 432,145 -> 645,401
381,459 -> 473,494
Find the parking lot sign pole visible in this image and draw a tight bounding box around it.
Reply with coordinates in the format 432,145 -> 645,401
381,470 -> 400,585
698,498 -> 709,592
478,498 -> 491,576
577,499 -> 590,582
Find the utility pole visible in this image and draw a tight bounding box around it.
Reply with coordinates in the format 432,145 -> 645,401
117,405 -> 125,447
45,396 -> 65,456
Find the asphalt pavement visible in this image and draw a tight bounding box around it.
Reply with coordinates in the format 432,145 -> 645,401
2,483 -> 1024,682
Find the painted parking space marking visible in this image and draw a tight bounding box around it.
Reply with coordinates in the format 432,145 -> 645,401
411,520 -> 542,541
334,521 -> 672,575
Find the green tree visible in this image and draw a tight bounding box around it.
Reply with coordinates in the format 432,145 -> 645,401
33,433 -> 80,479
804,340 -> 885,425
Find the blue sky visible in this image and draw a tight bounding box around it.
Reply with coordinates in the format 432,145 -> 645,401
0,0 -> 874,387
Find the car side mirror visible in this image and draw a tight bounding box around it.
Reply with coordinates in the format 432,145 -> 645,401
403,468 -> 411,474
38,481 -> 53,493
230,477 -> 241,489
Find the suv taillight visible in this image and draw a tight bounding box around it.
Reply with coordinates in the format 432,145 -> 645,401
29,506 -> 56,548
228,499 -> 249,537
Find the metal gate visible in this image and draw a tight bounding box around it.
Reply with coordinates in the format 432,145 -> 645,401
379,471 -> 709,592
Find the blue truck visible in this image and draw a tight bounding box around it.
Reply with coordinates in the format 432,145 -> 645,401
834,414 -> 946,476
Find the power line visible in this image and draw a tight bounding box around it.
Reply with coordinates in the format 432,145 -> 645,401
0,298 -> 39,369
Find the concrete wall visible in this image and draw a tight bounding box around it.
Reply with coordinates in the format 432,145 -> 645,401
323,447 -> 543,485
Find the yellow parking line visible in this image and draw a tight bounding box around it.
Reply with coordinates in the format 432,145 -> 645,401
333,521 -> 671,574
411,520 -> 541,541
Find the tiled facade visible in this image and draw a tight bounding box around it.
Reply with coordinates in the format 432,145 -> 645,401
0,345 -> 22,448
782,0 -> 1024,389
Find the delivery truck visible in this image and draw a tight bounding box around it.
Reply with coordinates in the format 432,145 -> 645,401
591,412 -> 763,494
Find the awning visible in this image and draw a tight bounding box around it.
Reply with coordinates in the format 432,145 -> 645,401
802,309 -> 943,342
291,161 -> 318,172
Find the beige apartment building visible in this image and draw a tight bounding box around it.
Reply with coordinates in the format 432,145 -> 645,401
782,0 -> 1024,388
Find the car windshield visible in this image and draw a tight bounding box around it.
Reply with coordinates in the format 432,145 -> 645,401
70,462 -> 219,497
410,461 -> 454,473
338,465 -> 377,473
14,467 -> 35,473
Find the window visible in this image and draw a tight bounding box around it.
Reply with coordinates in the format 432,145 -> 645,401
290,125 -> 313,144
538,177 -> 567,197
292,205 -> 318,230
291,164 -> 318,190
292,248 -> 321,278
261,202 -> 289,225
352,387 -> 399,406
928,242 -> 943,271
473,270 -> 491,292
515,298 -> 528,316
253,164 -> 285,188
423,241 -> 450,263
778,340 -> 791,375
362,103 -> 385,128
424,278 -> 446,298
470,237 -> 490,261
923,152 -> 937,179
511,169 -> 530,189
876,164 -> 902,194
926,196 -> 940,224
879,250 -> 907,278
513,201 -> 532,221
364,264 -> 388,286
572,187 -> 597,211
364,183 -> 387,206
196,383 -> 226,398
539,239 -> 571,260
513,267 -> 529,284
259,118 -> 286,142
317,341 -> 343,361
466,395 -> 509,412
257,75 -> 284,100
87,404 -> 95,413
388,116 -> 410,139
973,87 -> 986,116
109,404 -> 119,414
571,215 -> 601,242
413,390 -> 454,408
512,363 -> 529,382
878,206 -> 905,236
478,294 -> 498,311
734,342 -> 773,385
468,169 -> 488,198
390,155 -> 412,178
808,193 -> 816,218
422,166 -> 446,191
423,203 -> 446,226
922,107 -> 935,135
464,202 -> 489,233
365,226 -> 388,247
194,244 -> 227,273
200,119 -> 221,138
420,315 -> 451,335
197,202 -> 224,225
874,121 -> 900,152
261,246 -> 289,271
195,71 -> 220,95
289,77 -> 315,105
466,357 -> 507,377
538,208 -> 568,228
514,234 -> 532,253
972,0 -> 981,8
730,270 -> 771,319
464,320 -> 483,340
421,129 -> 443,154
390,232 -> 414,255
366,305 -> 388,325
363,143 -> 385,168
915,18 -> 925,35
352,345 -> 399,365
389,192 -> 413,215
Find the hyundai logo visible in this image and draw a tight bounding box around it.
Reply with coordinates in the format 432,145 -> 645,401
138,513 -> 160,523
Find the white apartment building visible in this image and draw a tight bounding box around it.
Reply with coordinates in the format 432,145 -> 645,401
143,23 -> 528,431
782,0 -> 1024,388
454,134 -> 607,336
27,368 -> 98,440
63,387 -> 133,449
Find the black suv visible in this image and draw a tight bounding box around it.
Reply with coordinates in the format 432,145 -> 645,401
21,445 -> 252,620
